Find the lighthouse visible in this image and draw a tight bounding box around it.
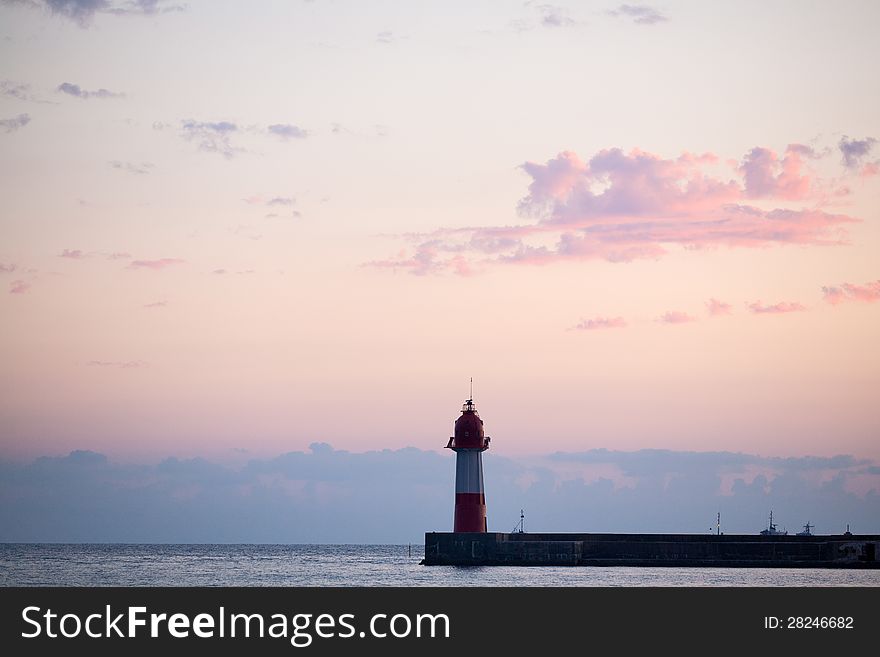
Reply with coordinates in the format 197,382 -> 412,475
445,392 -> 491,532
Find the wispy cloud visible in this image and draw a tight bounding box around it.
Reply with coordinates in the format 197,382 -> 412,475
609,4 -> 668,25
57,82 -> 124,99
86,360 -> 147,368
107,0 -> 186,17
166,119 -> 308,157
0,113 -> 30,133
658,310 -> 696,324
243,195 -> 295,207
364,244 -> 454,276
0,79 -> 30,100
706,298 -> 732,317
59,249 -> 85,259
9,279 -> 30,294
178,119 -> 238,158
375,30 -> 405,44
747,301 -> 806,314
571,316 -> 627,330
822,279 -> 880,305
536,4 -> 576,28
143,301 -> 167,308
0,80 -> 50,103
109,160 -> 153,175
266,123 -> 308,140
128,258 -> 184,270
0,263 -> 17,274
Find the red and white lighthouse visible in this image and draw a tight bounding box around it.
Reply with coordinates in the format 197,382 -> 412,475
445,393 -> 491,532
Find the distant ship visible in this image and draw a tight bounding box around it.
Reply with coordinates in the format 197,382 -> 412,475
760,511 -> 787,536
796,522 -> 814,537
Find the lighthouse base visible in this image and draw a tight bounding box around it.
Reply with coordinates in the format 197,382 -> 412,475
423,532 -> 880,568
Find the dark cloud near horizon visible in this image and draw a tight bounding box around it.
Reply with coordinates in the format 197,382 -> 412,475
0,113 -> 30,132
0,445 -> 876,542
57,82 -> 124,99
547,448 -> 869,477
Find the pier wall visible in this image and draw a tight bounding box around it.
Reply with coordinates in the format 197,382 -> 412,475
423,532 -> 880,568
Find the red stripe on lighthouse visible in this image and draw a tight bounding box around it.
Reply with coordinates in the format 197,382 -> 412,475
454,493 -> 487,533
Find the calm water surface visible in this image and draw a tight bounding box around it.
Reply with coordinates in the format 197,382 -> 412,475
2,544 -> 878,586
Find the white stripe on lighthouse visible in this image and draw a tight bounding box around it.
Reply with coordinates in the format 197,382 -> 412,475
455,450 -> 484,494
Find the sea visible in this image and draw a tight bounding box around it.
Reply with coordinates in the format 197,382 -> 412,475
2,544 -> 878,586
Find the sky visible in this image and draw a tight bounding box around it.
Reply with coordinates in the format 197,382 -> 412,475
1,1 -> 879,539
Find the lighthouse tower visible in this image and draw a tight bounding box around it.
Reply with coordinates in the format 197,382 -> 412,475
445,392 -> 491,532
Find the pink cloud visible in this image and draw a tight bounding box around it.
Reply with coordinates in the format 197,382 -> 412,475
572,316 -> 627,330
129,258 -> 185,270
364,244 -> 451,276
822,286 -> 847,305
521,148 -> 742,221
706,298 -> 732,316
449,254 -> 476,277
658,310 -> 696,324
107,252 -> 132,260
739,144 -> 815,200
369,143 -> 858,275
748,301 -> 806,314
0,263 -> 16,274
59,249 -> 85,259
143,301 -> 167,308
822,279 -> 880,305
9,279 -> 30,294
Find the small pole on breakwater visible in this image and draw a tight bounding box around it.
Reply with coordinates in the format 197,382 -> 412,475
408,543 -> 411,558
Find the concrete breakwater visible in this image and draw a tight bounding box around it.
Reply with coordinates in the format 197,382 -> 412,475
423,532 -> 880,568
